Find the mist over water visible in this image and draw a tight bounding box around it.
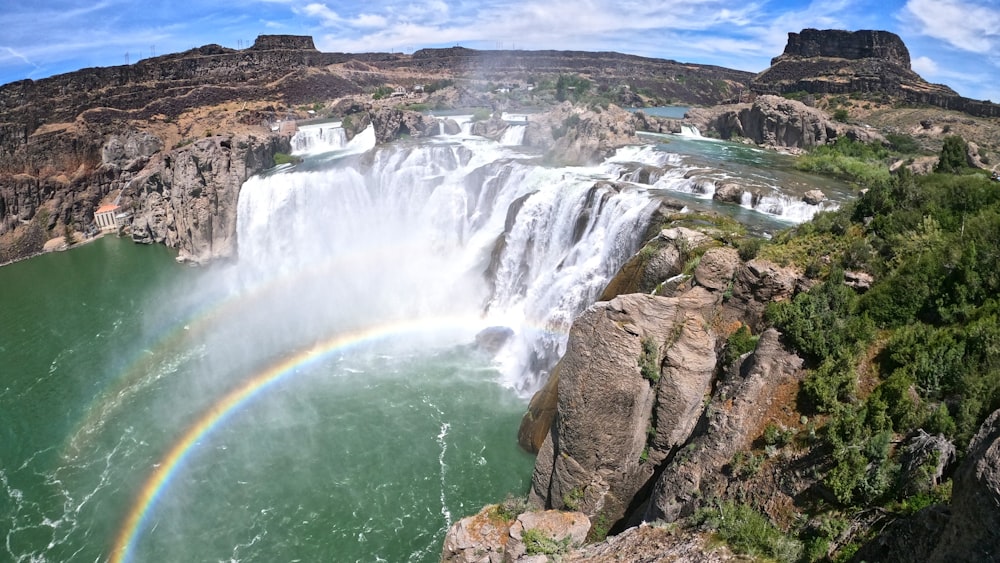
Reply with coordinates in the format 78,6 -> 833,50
0,119 -> 849,562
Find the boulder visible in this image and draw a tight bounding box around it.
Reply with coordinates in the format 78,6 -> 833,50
802,189 -> 827,205
694,247 -> 740,291
713,182 -> 745,204
441,118 -> 462,135
475,326 -> 514,355
369,107 -> 439,144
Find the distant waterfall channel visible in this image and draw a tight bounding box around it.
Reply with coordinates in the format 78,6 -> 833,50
238,123 -> 660,394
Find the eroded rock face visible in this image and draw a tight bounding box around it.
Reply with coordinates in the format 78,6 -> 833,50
644,328 -> 805,523
928,409 -> 1000,562
687,95 -> 884,150
126,133 -> 288,263
369,107 -> 440,144
775,29 -> 911,67
522,103 -> 640,166
528,289 -> 722,528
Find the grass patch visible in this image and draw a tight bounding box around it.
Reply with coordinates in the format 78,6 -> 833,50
522,528 -> 572,556
695,502 -> 803,563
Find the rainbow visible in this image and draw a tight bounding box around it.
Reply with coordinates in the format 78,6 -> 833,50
108,316 -> 477,563
64,245 -> 428,458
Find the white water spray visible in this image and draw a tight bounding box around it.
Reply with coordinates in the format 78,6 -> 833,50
237,134 -> 660,394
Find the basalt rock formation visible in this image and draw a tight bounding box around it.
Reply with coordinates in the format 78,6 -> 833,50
503,217 -> 1000,561
752,29 -> 1000,118
518,223 -> 813,536
686,94 -> 884,150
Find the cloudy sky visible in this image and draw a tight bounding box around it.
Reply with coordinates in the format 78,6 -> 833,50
2,0 -> 999,102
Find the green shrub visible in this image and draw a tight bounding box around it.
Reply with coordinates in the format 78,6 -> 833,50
639,337 -> 661,383
737,236 -> 764,261
470,108 -> 491,122
273,152 -> 301,166
722,325 -> 758,366
489,493 -> 527,522
935,135 -> 968,174
885,133 -> 921,154
695,502 -> 803,562
833,109 -> 849,122
522,528 -> 572,556
766,269 -> 874,362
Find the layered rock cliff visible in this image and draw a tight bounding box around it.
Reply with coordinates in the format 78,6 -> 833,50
0,34 -> 754,264
752,29 -> 1000,118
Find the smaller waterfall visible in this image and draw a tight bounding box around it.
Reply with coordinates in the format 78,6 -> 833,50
678,125 -> 703,138
291,123 -> 348,154
500,125 -> 526,146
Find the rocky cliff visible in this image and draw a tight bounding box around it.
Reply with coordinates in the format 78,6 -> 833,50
460,211 -> 1000,561
752,29 -> 1000,119
0,34 -> 755,264
684,94 -> 884,150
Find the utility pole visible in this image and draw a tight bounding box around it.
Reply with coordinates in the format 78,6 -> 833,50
151,45 -> 155,58
125,52 -> 129,65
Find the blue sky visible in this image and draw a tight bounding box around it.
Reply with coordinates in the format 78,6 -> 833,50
2,0 -> 999,102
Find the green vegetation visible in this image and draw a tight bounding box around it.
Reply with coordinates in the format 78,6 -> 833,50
695,501 -> 803,562
766,136 -> 999,515
555,74 -> 591,102
708,135 -> 1000,559
470,108 -> 492,122
794,137 -> 891,185
935,135 -> 968,174
639,337 -> 661,383
522,528 -> 573,556
63,223 -> 76,246
488,493 -> 527,522
722,325 -> 758,366
562,487 -> 584,511
371,85 -> 394,100
833,108 -> 849,123
272,152 -> 302,166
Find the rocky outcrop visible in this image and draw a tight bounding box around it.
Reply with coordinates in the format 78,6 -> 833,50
124,132 -> 288,263
928,409 -> 1000,562
441,506 -> 590,563
687,95 -> 883,150
854,410 -> 1000,562
528,293 -> 685,525
562,523 -> 735,562
752,29 -> 1000,119
369,107 -> 441,144
645,328 -> 805,522
775,29 -> 911,67
522,103 -> 640,166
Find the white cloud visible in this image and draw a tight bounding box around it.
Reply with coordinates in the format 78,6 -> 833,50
903,0 -> 1000,54
911,55 -> 938,76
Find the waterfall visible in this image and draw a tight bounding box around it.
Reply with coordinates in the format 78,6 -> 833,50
678,124 -> 703,138
291,123 -> 348,154
500,125 -> 526,146
237,135 -> 659,394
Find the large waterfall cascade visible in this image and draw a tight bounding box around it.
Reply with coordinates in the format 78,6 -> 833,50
257,121 -> 660,393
